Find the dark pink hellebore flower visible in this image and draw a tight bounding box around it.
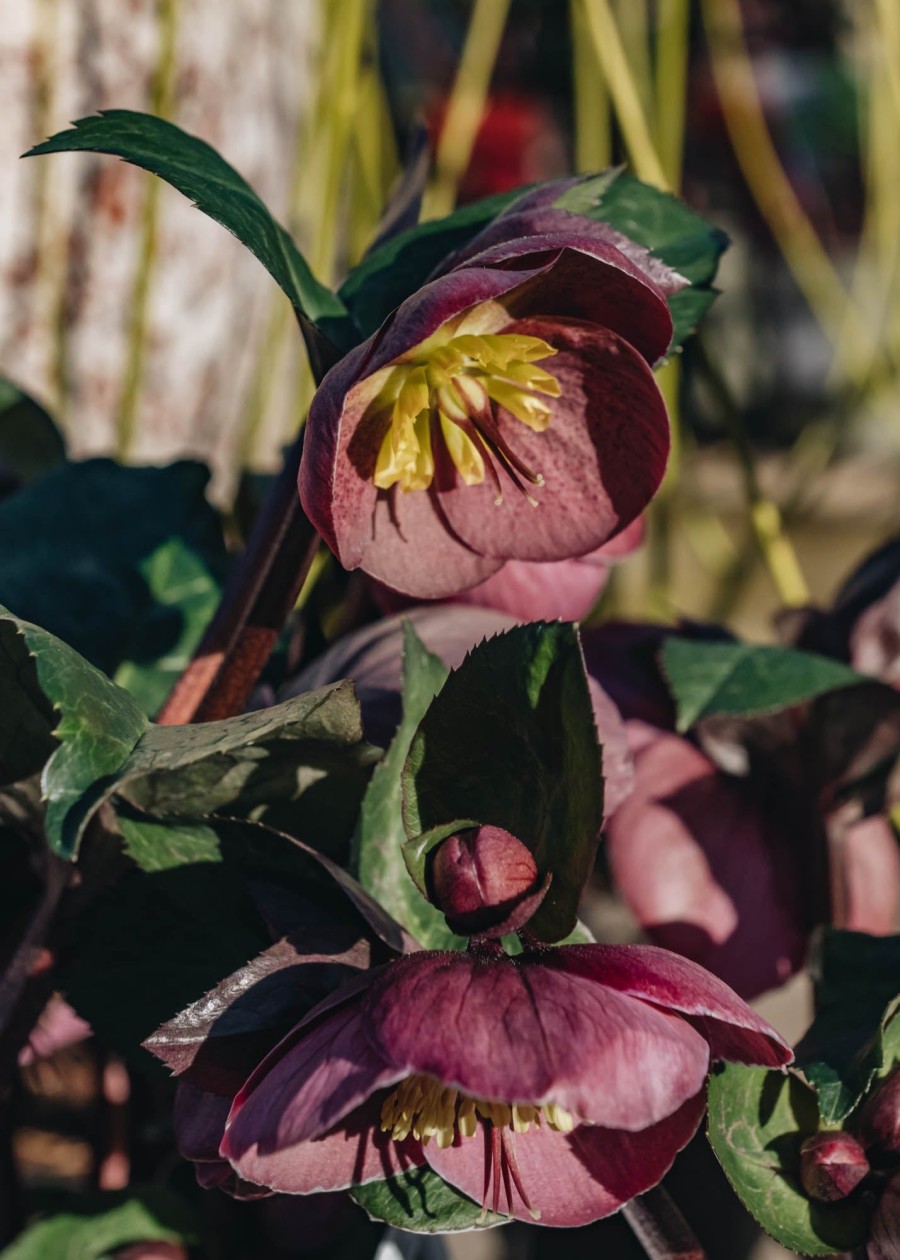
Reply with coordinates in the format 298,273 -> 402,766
300,195 -> 676,599
220,942 -> 790,1226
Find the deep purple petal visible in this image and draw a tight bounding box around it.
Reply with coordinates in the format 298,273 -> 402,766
222,990 -> 400,1156
224,1095 -> 424,1195
605,731 -> 807,999
363,951 -> 710,1130
424,1089 -> 706,1227
547,944 -> 792,1067
435,319 -> 669,563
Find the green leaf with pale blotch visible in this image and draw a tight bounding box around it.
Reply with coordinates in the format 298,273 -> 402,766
661,638 -> 863,732
354,623 -> 460,949
796,930 -> 900,1123
28,111 -> 351,344
340,187 -> 526,339
402,623 -> 602,943
555,169 -> 728,349
113,680 -> 376,828
351,1167 -> 503,1233
0,1187 -> 197,1260
113,536 -> 222,717
0,377 -> 65,486
0,607 -> 147,858
707,1064 -> 871,1255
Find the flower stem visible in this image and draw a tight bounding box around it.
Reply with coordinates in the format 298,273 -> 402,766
422,0 -> 513,220
623,1187 -> 706,1260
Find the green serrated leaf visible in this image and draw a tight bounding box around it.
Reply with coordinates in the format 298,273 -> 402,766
339,187 -> 526,339
354,623 -> 460,949
402,623 -> 602,943
351,1167 -> 504,1233
113,536 -> 222,717
28,111 -> 351,344
796,930 -> 900,1122
0,607 -> 147,858
0,376 -> 65,486
0,1187 -> 197,1260
661,639 -> 864,732
707,1064 -> 871,1255
555,169 -> 729,348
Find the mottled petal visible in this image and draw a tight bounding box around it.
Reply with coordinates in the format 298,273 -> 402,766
225,1096 -> 424,1195
223,992 -> 401,1156
548,945 -> 792,1067
435,319 -> 669,564
425,1089 -> 706,1227
363,952 -> 710,1130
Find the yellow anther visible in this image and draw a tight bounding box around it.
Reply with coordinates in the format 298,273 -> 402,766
368,328 -> 559,493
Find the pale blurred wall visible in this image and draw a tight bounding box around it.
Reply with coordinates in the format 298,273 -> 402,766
0,0 -> 320,492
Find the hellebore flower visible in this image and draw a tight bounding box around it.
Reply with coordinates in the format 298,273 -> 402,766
220,931 -> 790,1225
799,1132 -> 869,1203
300,192 -> 677,598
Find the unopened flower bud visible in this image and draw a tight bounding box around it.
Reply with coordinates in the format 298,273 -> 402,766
429,825 -> 548,936
871,1172 -> 900,1260
862,1070 -> 900,1156
799,1131 -> 869,1202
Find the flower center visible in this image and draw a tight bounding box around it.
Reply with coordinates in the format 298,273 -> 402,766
369,332 -> 560,499
379,1072 -> 575,1149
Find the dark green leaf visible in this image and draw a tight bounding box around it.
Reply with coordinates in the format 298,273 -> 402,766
796,930 -> 900,1122
0,459 -> 227,678
113,536 -> 222,717
28,111 -> 351,344
354,623 -> 459,949
0,377 -> 65,487
661,638 -> 864,732
339,187 -> 526,338
0,607 -> 147,858
402,623 -> 602,942
707,1064 -> 871,1255
0,1187 -> 197,1259
351,1167 -> 504,1233
555,169 -> 728,348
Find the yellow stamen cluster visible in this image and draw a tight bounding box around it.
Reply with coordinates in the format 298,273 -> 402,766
379,1073 -> 576,1149
371,332 -> 561,493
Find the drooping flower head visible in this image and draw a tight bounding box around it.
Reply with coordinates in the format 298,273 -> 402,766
300,189 -> 679,598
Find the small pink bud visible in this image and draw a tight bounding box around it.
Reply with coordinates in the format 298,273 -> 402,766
871,1172 -> 900,1260
862,1070 -> 900,1155
799,1131 -> 869,1202
429,825 -> 548,935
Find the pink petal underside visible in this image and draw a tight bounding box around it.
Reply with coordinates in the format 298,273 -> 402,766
436,319 -> 669,564
840,814 -> 900,934
588,678 -> 635,820
362,951 -> 710,1131
424,1088 -> 706,1227
605,731 -> 807,999
224,1095 -> 424,1195
222,994 -> 402,1157
547,944 -> 793,1067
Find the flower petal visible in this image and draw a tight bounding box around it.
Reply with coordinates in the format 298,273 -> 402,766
362,952 -> 710,1130
424,1089 -> 706,1227
224,1096 -> 424,1195
222,992 -> 401,1156
435,319 -> 669,564
547,944 -> 793,1067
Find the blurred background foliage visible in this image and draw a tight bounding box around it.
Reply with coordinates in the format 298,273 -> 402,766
2,0 -> 897,642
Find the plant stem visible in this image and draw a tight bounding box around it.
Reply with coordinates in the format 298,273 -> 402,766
623,1186 -> 707,1260
422,0 -> 512,220
571,0 -> 612,172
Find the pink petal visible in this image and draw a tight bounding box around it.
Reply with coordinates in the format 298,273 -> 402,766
424,1089 -> 706,1227
605,731 -> 807,998
436,319 -> 669,564
841,814 -> 900,934
548,945 -> 792,1067
224,1096 -> 424,1195
363,951 -> 710,1130
222,993 -> 401,1155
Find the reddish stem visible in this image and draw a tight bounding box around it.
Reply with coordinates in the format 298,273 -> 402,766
623,1187 -> 707,1260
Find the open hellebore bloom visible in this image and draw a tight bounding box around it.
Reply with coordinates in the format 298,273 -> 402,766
219,828 -> 791,1227
300,196 -> 677,598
